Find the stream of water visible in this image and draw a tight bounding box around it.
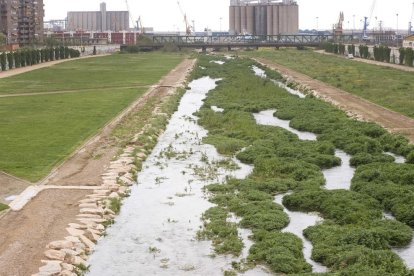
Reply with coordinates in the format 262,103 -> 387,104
87,77 -> 253,275
252,65 -> 414,271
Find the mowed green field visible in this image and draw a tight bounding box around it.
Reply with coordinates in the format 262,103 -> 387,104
0,53 -> 185,181
243,48 -> 414,119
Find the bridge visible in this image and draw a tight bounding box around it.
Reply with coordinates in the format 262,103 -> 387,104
125,34 -> 355,51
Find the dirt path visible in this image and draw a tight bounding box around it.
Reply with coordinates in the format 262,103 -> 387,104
255,58 -> 414,144
0,58 -> 196,276
0,54 -> 109,79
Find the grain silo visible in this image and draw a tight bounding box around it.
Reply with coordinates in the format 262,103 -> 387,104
229,0 -> 298,35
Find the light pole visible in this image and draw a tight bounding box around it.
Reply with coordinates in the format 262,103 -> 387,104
219,17 -> 222,32
396,13 -> 399,48
316,17 -> 319,32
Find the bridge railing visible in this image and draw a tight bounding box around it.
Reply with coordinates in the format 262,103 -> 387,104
151,34 -> 354,45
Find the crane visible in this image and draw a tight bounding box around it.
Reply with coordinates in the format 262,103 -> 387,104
125,0 -> 138,31
137,16 -> 145,34
363,0 -> 377,39
334,12 -> 344,36
177,1 -> 192,35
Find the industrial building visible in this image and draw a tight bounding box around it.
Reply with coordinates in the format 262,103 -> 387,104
67,2 -> 129,32
0,0 -> 44,45
229,0 -> 298,36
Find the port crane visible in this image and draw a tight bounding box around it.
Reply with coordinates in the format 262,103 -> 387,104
177,1 -> 192,35
125,0 -> 144,33
363,0 -> 377,39
334,12 -> 344,36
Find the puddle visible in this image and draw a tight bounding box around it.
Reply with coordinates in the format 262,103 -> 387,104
322,150 -> 355,190
5,195 -> 17,202
385,152 -> 406,164
87,77 -> 254,275
274,193 -> 327,273
199,66 -> 206,70
252,66 -> 306,98
211,106 -> 224,113
210,60 -> 225,65
253,109 -> 317,141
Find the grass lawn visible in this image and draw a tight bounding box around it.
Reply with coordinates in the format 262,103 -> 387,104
0,53 -> 184,94
0,203 -> 8,211
0,53 -> 185,181
243,48 -> 414,119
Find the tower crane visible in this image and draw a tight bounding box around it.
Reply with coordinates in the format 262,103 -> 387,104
363,0 -> 377,39
177,1 -> 192,35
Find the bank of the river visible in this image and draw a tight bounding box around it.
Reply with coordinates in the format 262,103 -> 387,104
0,57 -> 196,276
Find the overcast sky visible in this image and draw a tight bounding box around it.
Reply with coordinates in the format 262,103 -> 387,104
43,0 -> 414,33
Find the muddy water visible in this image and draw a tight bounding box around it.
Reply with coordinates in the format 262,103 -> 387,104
253,110 -> 317,141
87,77 -> 253,275
323,150 -> 355,190
274,193 -> 327,273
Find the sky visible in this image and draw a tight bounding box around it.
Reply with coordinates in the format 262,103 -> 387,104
43,0 -> 414,33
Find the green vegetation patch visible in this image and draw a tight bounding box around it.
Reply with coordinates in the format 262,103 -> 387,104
0,203 -> 9,212
243,48 -> 414,118
193,55 -> 414,274
0,53 -> 185,181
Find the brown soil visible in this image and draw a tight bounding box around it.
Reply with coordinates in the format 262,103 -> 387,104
0,58 -> 196,275
0,189 -> 90,276
255,58 -> 414,144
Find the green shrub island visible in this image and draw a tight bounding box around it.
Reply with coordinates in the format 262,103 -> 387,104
192,55 -> 414,275
0,47 -> 81,72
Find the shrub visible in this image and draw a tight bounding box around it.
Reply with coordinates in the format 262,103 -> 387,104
0,52 -> 6,71
6,52 -> 13,69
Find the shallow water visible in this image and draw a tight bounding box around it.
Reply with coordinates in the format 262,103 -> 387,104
274,193 -> 327,273
253,109 -> 317,141
211,106 -> 224,113
252,66 -> 306,98
385,152 -> 406,164
87,77 -> 253,275
210,60 -> 225,65
323,150 -> 355,190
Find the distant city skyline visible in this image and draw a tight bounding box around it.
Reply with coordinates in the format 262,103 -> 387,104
43,0 -> 414,33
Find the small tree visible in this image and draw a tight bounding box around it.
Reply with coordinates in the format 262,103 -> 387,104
49,48 -> 54,61
20,51 -> 26,67
54,47 -> 60,60
59,46 -> 65,59
405,48 -> 414,67
14,51 -> 21,68
64,47 -> 70,59
0,52 -> 6,71
6,52 -> 14,70
399,47 -> 406,65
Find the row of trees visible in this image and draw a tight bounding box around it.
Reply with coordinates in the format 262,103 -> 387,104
398,47 -> 414,67
0,46 -> 81,71
323,42 -> 414,66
